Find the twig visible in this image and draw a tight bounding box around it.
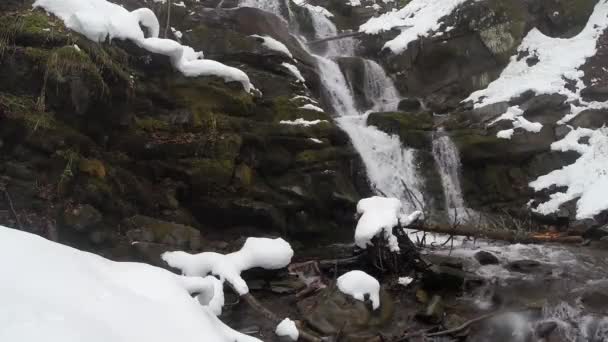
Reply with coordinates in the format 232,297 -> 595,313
2,187 -> 22,229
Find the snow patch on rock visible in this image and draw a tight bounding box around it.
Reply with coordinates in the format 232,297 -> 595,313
162,237 -> 294,295
275,318 -> 299,341
337,270 -> 381,310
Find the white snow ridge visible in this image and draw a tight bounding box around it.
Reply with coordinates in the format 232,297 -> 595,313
337,270 -> 381,310
34,0 -> 253,92
0,226 -> 262,342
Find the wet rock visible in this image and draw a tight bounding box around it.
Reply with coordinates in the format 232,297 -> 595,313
63,204 -> 102,232
583,224 -> 608,241
535,321 -> 558,338
423,254 -> 464,269
398,98 -> 421,112
570,109 -> 608,129
474,250 -> 500,265
122,215 -> 201,250
506,260 -> 543,274
581,288 -> 608,314
415,295 -> 444,324
298,286 -> 394,338
422,265 -> 484,292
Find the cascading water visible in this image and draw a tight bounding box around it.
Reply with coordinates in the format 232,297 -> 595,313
301,6 -> 424,213
432,128 -> 474,222
361,59 -> 401,112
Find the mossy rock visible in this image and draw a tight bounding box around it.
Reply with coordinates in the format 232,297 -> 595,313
295,147 -> 355,165
367,111 -> 433,149
79,158 -> 106,179
451,130 -> 512,162
123,215 -> 202,250
178,158 -> 235,191
171,78 -> 254,118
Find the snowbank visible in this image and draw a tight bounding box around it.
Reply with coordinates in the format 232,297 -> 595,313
299,104 -> 324,112
466,0 -> 608,119
281,62 -> 306,82
355,196 -> 402,251
530,127 -> 608,219
280,118 -> 328,126
0,226 -> 260,342
359,0 -> 468,54
162,237 -> 294,295
490,106 -> 543,138
337,270 -> 381,310
275,318 -> 299,341
251,35 -> 293,58
34,0 -> 253,92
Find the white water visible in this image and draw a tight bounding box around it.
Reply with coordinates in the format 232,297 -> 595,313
432,129 -> 475,222
362,59 -> 401,112
302,6 -> 424,212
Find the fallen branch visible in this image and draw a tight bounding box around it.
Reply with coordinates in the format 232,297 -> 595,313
412,224 -> 583,244
395,309 -> 505,341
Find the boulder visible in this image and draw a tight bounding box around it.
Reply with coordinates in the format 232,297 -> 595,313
123,215 -> 202,251
63,204 -> 103,232
474,251 -> 500,265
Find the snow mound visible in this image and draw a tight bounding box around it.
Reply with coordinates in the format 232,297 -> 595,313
251,35 -> 293,58
280,118 -> 328,126
34,0 -> 252,92
0,226 -> 260,342
281,62 -> 306,82
299,104 -> 324,112
490,106 -> 543,138
530,127 -> 608,219
359,0 -> 468,54
398,276 -> 414,286
337,270 -> 381,310
355,196 -> 402,251
466,0 -> 608,120
162,237 -> 294,295
275,318 -> 299,341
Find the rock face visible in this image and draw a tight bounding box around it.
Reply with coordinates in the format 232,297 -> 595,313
0,3 -> 367,258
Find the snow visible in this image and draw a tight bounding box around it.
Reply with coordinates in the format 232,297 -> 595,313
0,226 -> 261,342
281,62 -> 305,82
162,237 -> 294,295
309,138 -> 323,144
465,0 -> 608,119
337,270 -> 381,310
398,276 -> 414,286
291,95 -> 319,104
530,127 -> 608,219
34,0 -> 253,92
497,129 -> 515,139
355,196 -> 402,252
171,26 -> 183,39
299,103 -> 324,112
490,105 -> 543,137
348,0 -> 361,6
275,318 -> 299,341
279,118 -> 328,126
251,35 -> 293,58
359,0 -> 468,54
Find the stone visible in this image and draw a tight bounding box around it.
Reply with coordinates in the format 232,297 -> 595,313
570,109 -> 608,129
422,265 -> 484,292
535,321 -> 558,338
474,250 -> 500,265
506,260 -> 543,274
78,159 -> 106,179
123,215 -> 202,251
415,295 -> 444,324
398,98 -> 421,112
63,204 -> 102,232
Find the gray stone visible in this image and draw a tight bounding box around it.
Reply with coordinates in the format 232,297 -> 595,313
474,250 -> 500,265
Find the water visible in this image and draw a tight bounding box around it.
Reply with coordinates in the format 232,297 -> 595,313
238,0 -> 288,21
432,128 -> 475,223
302,6 -> 424,212
362,59 -> 401,112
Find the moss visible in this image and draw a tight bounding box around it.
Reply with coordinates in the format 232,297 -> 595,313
295,147 -> 353,165
79,159 -> 107,179
172,80 -> 254,118
179,158 -> 235,189
0,92 -> 56,131
0,10 -> 69,50
134,117 -> 170,132
272,96 -> 330,122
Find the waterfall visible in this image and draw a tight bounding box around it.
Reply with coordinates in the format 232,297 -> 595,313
235,0 -> 425,213
303,7 -> 424,213
361,59 -> 400,112
432,129 -> 473,222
